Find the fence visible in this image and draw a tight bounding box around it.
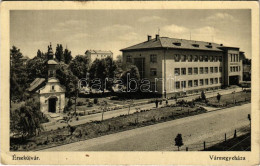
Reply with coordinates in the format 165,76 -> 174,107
182,124 -> 250,151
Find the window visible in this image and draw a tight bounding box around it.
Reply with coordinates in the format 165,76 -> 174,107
49,70 -> 54,77
200,79 -> 204,86
199,55 -> 203,61
194,55 -> 198,62
188,55 -> 192,62
181,68 -> 186,75
194,80 -> 198,87
219,77 -> 222,83
194,68 -> 198,75
175,81 -> 180,89
205,55 -> 208,62
200,67 -> 204,74
210,56 -> 213,62
51,85 -> 55,90
205,79 -> 209,85
174,54 -> 180,62
219,67 -> 222,72
188,80 -> 193,87
214,67 -> 218,73
230,67 -> 233,72
239,66 -> 241,71
188,68 -> 193,75
210,67 -> 214,73
215,78 -> 218,84
214,56 -> 218,62
205,67 -> 209,74
210,78 -> 214,84
219,56 -> 222,62
175,68 -> 180,76
150,68 -> 157,76
181,81 -> 186,88
181,55 -> 186,62
237,54 -> 239,62
126,55 -> 132,63
233,66 -> 236,72
150,54 -> 157,63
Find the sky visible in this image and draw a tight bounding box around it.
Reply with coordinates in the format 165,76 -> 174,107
10,10 -> 251,59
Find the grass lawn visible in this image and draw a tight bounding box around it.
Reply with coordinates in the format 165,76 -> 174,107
197,91 -> 251,107
10,104 -> 206,151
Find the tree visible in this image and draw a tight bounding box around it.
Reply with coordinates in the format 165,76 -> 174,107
175,133 -> 184,151
55,44 -> 64,62
89,57 -> 117,93
121,65 -> 140,91
69,55 -> 89,79
10,46 -> 28,101
26,56 -> 48,83
217,93 -> 221,103
64,48 -> 73,64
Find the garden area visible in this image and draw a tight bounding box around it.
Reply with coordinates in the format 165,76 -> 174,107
10,102 -> 206,151
194,90 -> 251,108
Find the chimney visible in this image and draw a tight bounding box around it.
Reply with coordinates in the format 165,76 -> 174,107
147,35 -> 151,41
156,34 -> 159,40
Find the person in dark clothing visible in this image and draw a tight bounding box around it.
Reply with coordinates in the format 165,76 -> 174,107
155,99 -> 158,108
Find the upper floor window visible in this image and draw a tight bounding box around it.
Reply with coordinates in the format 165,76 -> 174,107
214,56 -> 218,62
188,68 -> 193,75
205,55 -> 208,62
210,67 -> 214,73
188,55 -> 192,62
181,81 -> 186,88
205,67 -> 209,74
194,55 -> 198,62
200,79 -> 204,86
174,54 -> 180,62
219,56 -> 223,62
194,80 -> 198,87
210,56 -> 213,62
194,68 -> 198,75
188,80 -> 193,87
215,78 -> 218,84
214,67 -> 218,73
175,68 -> 180,76
150,54 -> 157,63
181,55 -> 186,62
150,68 -> 157,76
199,55 -> 203,62
210,78 -> 214,84
126,55 -> 132,63
205,79 -> 209,85
219,77 -> 222,83
200,67 -> 204,74
181,68 -> 186,75
230,67 -> 233,72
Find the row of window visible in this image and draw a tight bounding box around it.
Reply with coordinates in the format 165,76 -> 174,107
126,54 -> 223,63
230,66 -> 241,72
175,77 -> 222,89
174,67 -> 222,76
230,54 -> 239,62
174,54 -> 223,62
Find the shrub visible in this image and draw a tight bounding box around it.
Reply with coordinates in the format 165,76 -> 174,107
77,101 -> 84,106
88,102 -> 93,107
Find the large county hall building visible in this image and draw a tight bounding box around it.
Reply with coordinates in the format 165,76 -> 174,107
121,34 -> 244,98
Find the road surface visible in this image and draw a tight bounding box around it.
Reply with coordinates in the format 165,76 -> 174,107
42,103 -> 250,151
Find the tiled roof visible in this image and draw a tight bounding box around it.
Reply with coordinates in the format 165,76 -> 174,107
86,50 -> 113,54
28,78 -> 46,92
121,37 -> 225,51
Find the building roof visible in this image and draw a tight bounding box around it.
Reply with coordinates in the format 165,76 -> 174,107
120,37 -> 232,52
86,50 -> 113,54
28,78 -> 46,92
48,59 -> 58,65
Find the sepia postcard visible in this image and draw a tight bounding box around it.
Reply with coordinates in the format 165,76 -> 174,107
1,1 -> 259,165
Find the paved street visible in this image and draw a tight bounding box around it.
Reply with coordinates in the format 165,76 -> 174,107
43,87 -> 243,131
42,103 -> 250,151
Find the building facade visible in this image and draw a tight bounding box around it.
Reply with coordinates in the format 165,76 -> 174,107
85,50 -> 113,63
121,35 -> 243,97
28,44 -> 66,114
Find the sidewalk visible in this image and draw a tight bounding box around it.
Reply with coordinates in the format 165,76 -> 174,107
43,87 -> 243,131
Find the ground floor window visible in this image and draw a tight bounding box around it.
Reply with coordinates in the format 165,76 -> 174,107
199,79 -> 204,86
194,80 -> 198,87
219,77 -> 222,83
188,80 -> 193,87
205,79 -> 209,85
175,81 -> 180,89
181,81 -> 186,88
215,78 -> 218,84
210,78 -> 214,84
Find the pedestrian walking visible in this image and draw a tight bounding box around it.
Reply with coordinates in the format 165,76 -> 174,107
166,98 -> 168,105
155,99 -> 158,108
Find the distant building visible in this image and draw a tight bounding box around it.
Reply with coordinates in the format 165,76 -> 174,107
121,34 -> 243,98
28,44 -> 65,114
85,50 -> 113,63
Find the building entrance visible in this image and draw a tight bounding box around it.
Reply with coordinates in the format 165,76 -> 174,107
134,58 -> 145,79
48,97 -> 57,113
229,76 -> 239,85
